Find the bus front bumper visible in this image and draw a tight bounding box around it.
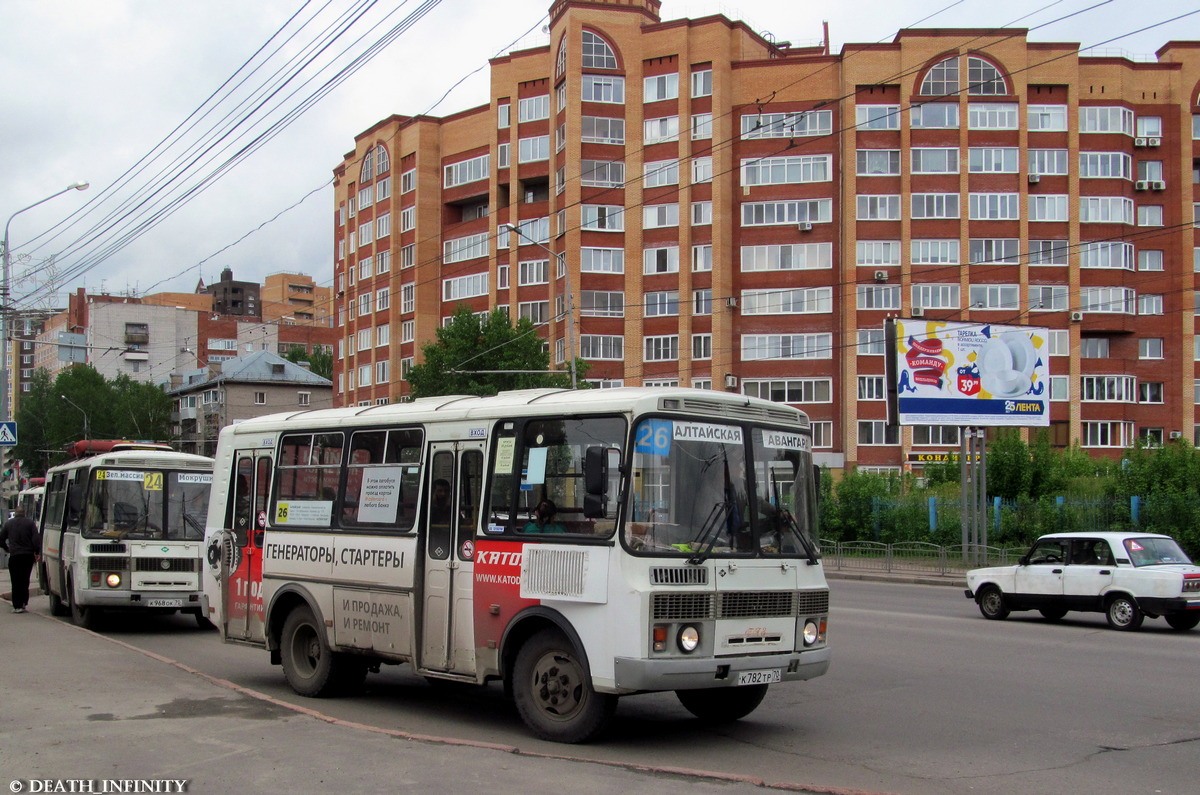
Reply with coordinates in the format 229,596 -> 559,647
610,647 -> 830,692
77,590 -> 203,611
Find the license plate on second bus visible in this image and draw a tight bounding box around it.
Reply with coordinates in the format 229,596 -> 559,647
737,668 -> 782,686
146,598 -> 183,608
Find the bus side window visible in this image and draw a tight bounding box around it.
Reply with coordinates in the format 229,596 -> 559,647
457,450 -> 483,559
229,457 -> 254,547
66,481 -> 85,529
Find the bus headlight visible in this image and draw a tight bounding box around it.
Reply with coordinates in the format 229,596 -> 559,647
105,573 -> 122,588
677,625 -> 700,653
802,620 -> 819,646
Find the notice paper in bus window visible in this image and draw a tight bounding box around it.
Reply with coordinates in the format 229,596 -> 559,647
357,466 -> 404,523
275,500 -> 334,526
524,447 -> 547,486
495,437 -> 516,473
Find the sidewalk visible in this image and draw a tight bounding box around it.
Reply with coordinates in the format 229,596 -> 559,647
825,569 -> 967,588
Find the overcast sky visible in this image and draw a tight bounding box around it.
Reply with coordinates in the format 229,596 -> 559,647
1,0 -> 1194,311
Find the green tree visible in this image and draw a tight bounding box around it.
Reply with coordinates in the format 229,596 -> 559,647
406,306 -> 588,397
284,345 -> 333,380
986,429 -> 1031,500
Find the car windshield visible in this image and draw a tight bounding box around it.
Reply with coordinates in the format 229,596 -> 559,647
1123,537 -> 1193,567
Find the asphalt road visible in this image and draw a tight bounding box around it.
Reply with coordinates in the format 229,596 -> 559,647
5,578 -> 1199,794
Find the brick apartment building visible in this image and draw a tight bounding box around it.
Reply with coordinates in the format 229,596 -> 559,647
331,0 -> 1200,473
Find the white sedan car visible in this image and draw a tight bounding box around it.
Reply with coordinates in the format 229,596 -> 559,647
965,532 -> 1200,631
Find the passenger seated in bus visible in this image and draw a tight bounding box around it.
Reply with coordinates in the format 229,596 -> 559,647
429,478 -> 453,525
522,499 -> 565,534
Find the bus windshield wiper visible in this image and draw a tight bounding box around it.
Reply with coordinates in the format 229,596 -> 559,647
688,500 -> 731,565
780,506 -> 819,565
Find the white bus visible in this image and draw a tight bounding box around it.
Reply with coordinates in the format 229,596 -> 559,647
202,388 -> 829,742
39,441 -> 214,629
17,482 -> 45,523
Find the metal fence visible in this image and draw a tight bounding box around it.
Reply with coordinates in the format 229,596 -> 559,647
818,539 -> 1027,576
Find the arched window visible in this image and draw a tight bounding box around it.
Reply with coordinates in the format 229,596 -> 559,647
375,145 -> 390,174
360,148 -> 374,182
556,37 -> 567,78
967,56 -> 1007,95
581,30 -> 617,70
920,56 -> 959,96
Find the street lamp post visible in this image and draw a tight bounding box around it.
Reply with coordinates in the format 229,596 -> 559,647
60,394 -> 90,442
1,182 -> 90,423
503,224 -> 577,389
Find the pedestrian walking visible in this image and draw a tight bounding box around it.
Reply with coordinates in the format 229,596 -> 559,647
0,506 -> 41,613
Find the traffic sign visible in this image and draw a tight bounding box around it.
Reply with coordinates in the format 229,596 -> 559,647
0,422 -> 16,446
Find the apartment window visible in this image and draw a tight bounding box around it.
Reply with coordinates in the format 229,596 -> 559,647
1137,205 -> 1163,227
742,287 -> 833,314
581,30 -> 617,69
968,103 -> 1018,129
443,154 -> 489,188
910,103 -> 958,129
741,110 -> 832,139
518,259 -> 549,286
744,379 -> 832,404
1029,149 -> 1069,176
375,213 -> 390,238
375,324 -> 391,347
857,285 -> 901,310
857,149 -> 901,176
581,75 -> 625,103
518,301 -> 550,325
642,203 -> 680,230
1138,250 -> 1164,271
859,421 -> 900,446
1136,337 -> 1159,359
1029,240 -> 1068,266
1029,195 -> 1069,222
375,177 -> 391,202
644,335 -> 679,362
357,328 -> 372,352
442,272 -> 488,302
1028,104 -> 1068,131
742,333 -> 833,360
1081,197 -> 1134,224
644,159 -> 679,187
857,241 -> 901,265
1137,161 -> 1164,181
358,294 -> 371,317
691,69 -> 713,98
691,201 -> 712,225
692,334 -> 712,360
857,195 -> 901,220
1082,421 -> 1134,448
1081,241 -> 1134,269
740,243 -> 832,271
741,155 -> 831,185
580,334 -> 624,360
643,246 -> 680,274
358,185 -> 373,211
401,244 -> 415,269
1029,285 -> 1068,312
742,199 -> 832,226
376,250 -> 391,274
691,113 -> 713,140
358,257 -> 373,281
376,360 -> 389,386
968,147 -> 1019,173
1080,286 -> 1136,314
692,245 -> 713,272
580,291 -> 624,317
911,148 -> 959,173
913,426 -> 962,446
581,204 -> 624,230
1137,116 -> 1163,138
358,224 -> 374,248
920,57 -> 958,95
693,289 -> 712,315
518,95 -> 549,122
357,365 -> 371,388
515,216 -> 550,244
644,116 -> 680,144
1081,337 -> 1110,358
970,238 -> 1020,265
1047,330 -> 1069,356
968,284 -> 1019,309
912,283 -> 960,309
858,375 -> 886,401
911,239 -> 959,265
968,193 -> 1019,220
580,116 -> 625,144
376,287 -> 390,311
581,247 -> 624,273
913,193 -> 960,219
497,104 -> 510,130
691,157 -> 713,184
644,73 -> 679,103
1080,152 -> 1132,179
855,105 -> 900,129
1080,106 -> 1134,135
1049,376 -> 1069,402
1138,294 -> 1163,315
518,135 -> 549,163
498,143 -> 510,169
254,392 -> 267,405
644,291 -> 680,317
443,232 -> 489,263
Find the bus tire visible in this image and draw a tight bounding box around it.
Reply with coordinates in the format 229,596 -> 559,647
45,567 -> 68,617
512,628 -> 616,743
676,684 -> 769,723
194,612 -> 217,631
68,578 -> 100,630
280,605 -> 357,697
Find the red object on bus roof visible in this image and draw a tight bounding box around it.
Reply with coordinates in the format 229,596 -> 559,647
63,440 -> 174,458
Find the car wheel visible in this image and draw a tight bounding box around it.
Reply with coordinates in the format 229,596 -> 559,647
977,585 -> 1009,620
1164,613 -> 1200,631
513,628 -> 616,743
1038,607 -> 1068,621
1105,594 -> 1144,631
676,685 -> 769,723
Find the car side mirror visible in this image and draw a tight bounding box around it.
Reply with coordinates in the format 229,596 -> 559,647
1018,554 -> 1030,566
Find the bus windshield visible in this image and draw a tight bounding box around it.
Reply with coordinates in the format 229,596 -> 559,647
626,418 -> 818,560
83,469 -> 212,541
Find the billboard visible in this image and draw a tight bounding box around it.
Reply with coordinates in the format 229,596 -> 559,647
887,319 -> 1050,427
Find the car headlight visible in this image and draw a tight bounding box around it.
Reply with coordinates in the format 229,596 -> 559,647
105,573 -> 122,588
802,620 -> 819,646
677,625 -> 700,653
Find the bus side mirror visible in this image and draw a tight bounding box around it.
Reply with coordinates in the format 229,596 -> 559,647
583,446 -> 608,519
813,464 -> 821,508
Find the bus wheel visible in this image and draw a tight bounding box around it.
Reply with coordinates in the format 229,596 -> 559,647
68,579 -> 100,630
513,628 -> 616,743
280,606 -> 359,697
676,685 -> 768,723
45,568 -> 68,617
194,612 -> 217,631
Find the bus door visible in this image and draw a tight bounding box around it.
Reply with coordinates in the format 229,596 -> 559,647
420,441 -> 484,674
224,449 -> 273,643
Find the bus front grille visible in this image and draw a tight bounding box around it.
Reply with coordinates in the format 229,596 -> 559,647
134,558 -> 197,573
719,590 -> 795,618
650,567 -> 708,586
89,544 -> 127,554
652,592 -> 715,620
89,557 -> 128,571
794,589 -> 830,616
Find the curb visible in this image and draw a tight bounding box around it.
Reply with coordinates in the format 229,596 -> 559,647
825,571 -> 966,588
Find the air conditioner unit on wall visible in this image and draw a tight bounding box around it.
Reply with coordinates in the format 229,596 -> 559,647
724,374 -> 738,389
1027,173 -> 1041,184
1134,180 -> 1150,191
910,307 -> 925,317
1170,430 -> 1184,440
874,270 -> 888,282
1134,137 -> 1149,148
1147,137 -> 1161,147
798,222 -> 813,232
1150,180 -> 1166,191
1070,311 -> 1084,322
